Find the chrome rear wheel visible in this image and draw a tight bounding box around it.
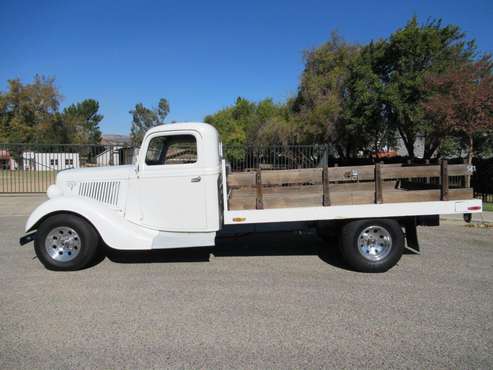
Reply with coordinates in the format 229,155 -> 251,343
340,219 -> 404,272
357,225 -> 392,262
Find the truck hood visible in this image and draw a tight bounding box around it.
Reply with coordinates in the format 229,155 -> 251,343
56,165 -> 134,185
50,165 -> 135,210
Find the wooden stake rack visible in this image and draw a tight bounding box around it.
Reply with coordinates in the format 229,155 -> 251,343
227,160 -> 473,210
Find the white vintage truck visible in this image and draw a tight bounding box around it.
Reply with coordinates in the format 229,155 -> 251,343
20,122 -> 482,272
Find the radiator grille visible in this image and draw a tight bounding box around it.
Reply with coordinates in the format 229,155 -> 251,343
78,181 -> 120,206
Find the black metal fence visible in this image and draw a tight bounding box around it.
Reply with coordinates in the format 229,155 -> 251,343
0,143 -> 137,193
223,145 -> 470,189
223,144 -> 330,172
1,142 -> 492,201
472,157 -> 493,203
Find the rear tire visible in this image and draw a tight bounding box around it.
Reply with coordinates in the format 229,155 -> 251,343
34,214 -> 99,271
340,219 -> 404,272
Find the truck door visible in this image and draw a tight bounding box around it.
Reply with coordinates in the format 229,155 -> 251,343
137,131 -> 207,231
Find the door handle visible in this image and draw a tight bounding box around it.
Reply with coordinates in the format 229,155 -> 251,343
191,176 -> 201,183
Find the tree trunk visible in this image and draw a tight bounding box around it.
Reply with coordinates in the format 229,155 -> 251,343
335,145 -> 346,159
398,127 -> 415,159
467,135 -> 474,165
465,135 -> 473,188
423,138 -> 440,159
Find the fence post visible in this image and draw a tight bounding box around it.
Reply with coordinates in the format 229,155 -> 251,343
375,162 -> 383,204
441,159 -> 449,201
425,159 -> 430,184
322,165 -> 330,206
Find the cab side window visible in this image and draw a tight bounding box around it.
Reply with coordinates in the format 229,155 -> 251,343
145,135 -> 197,166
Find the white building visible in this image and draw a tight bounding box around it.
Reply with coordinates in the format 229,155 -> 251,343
393,134 -> 426,158
96,147 -> 121,166
22,152 -> 80,171
96,147 -> 140,166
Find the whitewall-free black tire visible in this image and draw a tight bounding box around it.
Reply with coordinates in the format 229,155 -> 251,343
34,214 -> 99,271
339,219 -> 404,272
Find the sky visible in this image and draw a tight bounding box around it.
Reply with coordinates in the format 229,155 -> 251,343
1,0 -> 492,135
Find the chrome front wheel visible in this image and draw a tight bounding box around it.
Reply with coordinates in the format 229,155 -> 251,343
34,214 -> 99,271
45,226 -> 82,262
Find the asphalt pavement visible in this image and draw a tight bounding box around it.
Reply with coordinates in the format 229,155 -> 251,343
1,195 -> 492,369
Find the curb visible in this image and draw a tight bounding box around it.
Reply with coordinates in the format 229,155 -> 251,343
440,217 -> 493,226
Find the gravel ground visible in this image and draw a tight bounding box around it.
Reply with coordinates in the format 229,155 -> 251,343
1,196 -> 492,369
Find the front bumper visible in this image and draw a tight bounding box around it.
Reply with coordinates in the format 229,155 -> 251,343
19,232 -> 37,246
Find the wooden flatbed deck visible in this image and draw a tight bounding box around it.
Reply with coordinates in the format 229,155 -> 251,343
227,161 -> 474,210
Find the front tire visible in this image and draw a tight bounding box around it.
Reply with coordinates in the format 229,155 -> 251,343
34,214 -> 99,271
340,219 -> 404,272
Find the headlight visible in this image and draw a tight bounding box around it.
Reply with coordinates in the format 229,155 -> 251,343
47,185 -> 63,199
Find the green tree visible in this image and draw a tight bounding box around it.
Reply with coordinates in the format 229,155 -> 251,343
292,32 -> 360,152
343,41 -> 397,157
423,57 -> 493,168
157,98 -> 170,123
256,98 -> 298,145
130,98 -> 169,146
0,75 -> 104,145
0,75 -> 61,143
372,17 -> 475,158
62,99 -> 103,144
204,97 -> 290,159
204,98 -> 288,144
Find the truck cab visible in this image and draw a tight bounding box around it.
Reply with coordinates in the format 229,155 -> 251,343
124,123 -> 222,232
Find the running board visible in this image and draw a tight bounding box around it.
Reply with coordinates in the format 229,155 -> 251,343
151,231 -> 216,249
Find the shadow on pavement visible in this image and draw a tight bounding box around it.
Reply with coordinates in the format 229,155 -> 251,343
104,247 -> 211,264
103,231 -> 350,270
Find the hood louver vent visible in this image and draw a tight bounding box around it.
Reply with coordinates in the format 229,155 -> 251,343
78,181 -> 120,207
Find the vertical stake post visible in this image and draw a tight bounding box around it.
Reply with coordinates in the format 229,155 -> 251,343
256,166 -> 263,209
425,159 -> 430,184
375,162 -> 383,204
441,159 -> 449,201
322,165 -> 330,206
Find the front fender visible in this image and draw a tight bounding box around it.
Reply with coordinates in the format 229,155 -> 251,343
26,197 -> 158,250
